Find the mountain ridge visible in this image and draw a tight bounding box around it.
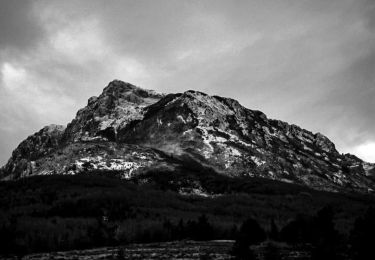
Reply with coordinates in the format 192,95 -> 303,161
1,80 -> 374,193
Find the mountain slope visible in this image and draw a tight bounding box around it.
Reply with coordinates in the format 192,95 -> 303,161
1,124 -> 66,180
1,80 -> 374,193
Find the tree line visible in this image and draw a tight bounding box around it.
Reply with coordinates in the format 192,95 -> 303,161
2,206 -> 375,259
231,206 -> 375,260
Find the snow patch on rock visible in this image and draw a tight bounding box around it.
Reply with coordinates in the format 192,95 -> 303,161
251,156 -> 266,166
73,156 -> 144,179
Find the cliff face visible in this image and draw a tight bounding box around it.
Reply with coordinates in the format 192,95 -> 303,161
118,90 -> 375,191
1,80 -> 374,193
62,80 -> 164,142
1,124 -> 66,180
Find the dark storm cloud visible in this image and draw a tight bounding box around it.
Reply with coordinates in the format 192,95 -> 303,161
362,0 -> 375,30
0,0 -> 44,50
0,0 -> 374,163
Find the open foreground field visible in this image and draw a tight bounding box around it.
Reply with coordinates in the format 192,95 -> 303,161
2,240 -> 315,260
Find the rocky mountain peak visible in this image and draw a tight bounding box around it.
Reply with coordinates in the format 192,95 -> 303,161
314,132 -> 337,154
103,79 -> 137,91
1,80 -> 375,193
62,80 -> 164,142
42,124 -> 66,133
102,79 -> 164,102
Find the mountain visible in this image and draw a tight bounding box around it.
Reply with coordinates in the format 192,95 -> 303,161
1,80 -> 374,193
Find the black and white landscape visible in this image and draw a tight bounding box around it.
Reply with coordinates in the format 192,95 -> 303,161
1,1 -> 375,259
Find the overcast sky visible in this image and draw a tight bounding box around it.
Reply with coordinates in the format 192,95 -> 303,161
0,0 -> 374,165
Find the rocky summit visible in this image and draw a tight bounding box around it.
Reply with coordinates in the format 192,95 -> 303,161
1,80 -> 374,193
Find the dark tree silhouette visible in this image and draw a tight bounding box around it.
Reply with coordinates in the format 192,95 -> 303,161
231,218 -> 266,260
269,219 -> 279,241
263,242 -> 281,260
280,206 -> 342,260
311,206 -> 341,260
175,218 -> 186,240
280,215 -> 313,244
186,214 -> 214,241
239,218 -> 266,245
350,207 -> 375,260
231,238 -> 257,260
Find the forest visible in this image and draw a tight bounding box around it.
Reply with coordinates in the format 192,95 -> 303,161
0,172 -> 374,259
